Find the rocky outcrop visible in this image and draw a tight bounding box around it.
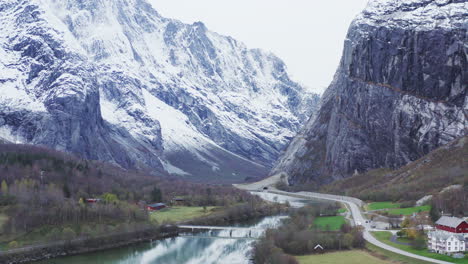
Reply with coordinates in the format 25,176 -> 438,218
272,0 -> 467,186
0,0 -> 318,182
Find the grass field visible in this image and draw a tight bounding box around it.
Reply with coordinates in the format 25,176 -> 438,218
365,243 -> 432,264
366,202 -> 431,216
387,205 -> 431,216
338,208 -> 347,213
313,216 -> 345,231
367,202 -> 401,211
296,250 -> 391,264
371,231 -> 394,242
371,231 -> 468,264
150,206 -> 218,223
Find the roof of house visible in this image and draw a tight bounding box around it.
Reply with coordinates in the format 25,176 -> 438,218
429,231 -> 465,241
148,203 -> 166,207
436,216 -> 466,228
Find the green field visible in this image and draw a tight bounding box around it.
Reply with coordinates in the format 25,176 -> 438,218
150,206 -> 218,223
296,250 -> 391,264
387,205 -> 431,216
338,208 -> 347,214
366,202 -> 431,216
371,231 -> 468,264
367,202 -> 401,211
365,243 -> 432,264
313,216 -> 346,231
371,231 -> 394,242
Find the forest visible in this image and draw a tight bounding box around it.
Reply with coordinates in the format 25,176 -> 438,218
0,144 -> 259,243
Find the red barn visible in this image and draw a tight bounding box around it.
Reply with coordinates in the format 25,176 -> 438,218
85,198 -> 101,204
435,216 -> 468,233
147,203 -> 167,211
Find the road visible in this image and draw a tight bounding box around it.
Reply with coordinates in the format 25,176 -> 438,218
235,180 -> 452,264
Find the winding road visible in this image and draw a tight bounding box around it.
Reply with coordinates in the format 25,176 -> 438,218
235,179 -> 453,264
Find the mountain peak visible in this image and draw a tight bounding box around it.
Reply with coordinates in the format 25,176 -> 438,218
0,0 -> 319,182
358,0 -> 467,30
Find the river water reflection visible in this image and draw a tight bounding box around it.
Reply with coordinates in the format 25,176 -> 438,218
37,192 -> 312,264
37,215 -> 282,264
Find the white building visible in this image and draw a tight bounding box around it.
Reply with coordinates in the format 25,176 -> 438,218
428,231 -> 466,254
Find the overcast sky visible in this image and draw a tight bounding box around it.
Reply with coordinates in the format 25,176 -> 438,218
149,0 -> 369,94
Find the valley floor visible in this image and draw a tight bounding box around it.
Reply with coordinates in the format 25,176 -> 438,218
235,178 -> 458,264
149,206 -> 219,223
296,250 -> 392,264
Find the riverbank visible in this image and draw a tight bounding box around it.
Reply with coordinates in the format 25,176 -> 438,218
31,215 -> 286,264
0,202 -> 285,263
185,202 -> 286,226
0,224 -> 176,264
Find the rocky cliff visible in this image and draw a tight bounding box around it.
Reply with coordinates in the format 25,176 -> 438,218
272,0 -> 467,186
0,0 -> 318,182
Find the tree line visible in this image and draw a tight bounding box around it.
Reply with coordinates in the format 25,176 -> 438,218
253,204 -> 365,264
0,144 -> 257,241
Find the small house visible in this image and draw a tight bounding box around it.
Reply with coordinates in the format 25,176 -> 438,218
147,203 -> 167,211
172,197 -> 185,206
85,198 -> 101,204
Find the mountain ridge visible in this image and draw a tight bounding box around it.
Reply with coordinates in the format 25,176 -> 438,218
271,0 -> 467,186
0,0 -> 319,182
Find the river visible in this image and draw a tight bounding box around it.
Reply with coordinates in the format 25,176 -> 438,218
36,192 -> 309,264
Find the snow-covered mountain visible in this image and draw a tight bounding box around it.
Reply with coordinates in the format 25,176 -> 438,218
272,0 -> 467,186
0,0 -> 318,182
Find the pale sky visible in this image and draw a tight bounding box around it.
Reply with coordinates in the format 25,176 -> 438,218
149,0 -> 369,94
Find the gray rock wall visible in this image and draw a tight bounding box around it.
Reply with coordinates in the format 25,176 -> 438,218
272,0 -> 467,185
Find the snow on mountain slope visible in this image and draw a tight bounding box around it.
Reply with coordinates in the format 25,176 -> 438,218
0,0 -> 318,182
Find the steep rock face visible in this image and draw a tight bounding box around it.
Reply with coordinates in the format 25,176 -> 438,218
272,0 -> 467,186
0,1 -> 164,171
0,0 -> 318,182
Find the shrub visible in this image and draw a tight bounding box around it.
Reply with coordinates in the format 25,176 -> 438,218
253,239 -> 298,264
8,241 -> 19,249
400,201 -> 414,208
62,227 -> 76,240
81,225 -> 93,237
343,233 -> 354,249
47,227 -> 62,241
102,193 -> 119,204
0,194 -> 16,206
411,236 -> 426,250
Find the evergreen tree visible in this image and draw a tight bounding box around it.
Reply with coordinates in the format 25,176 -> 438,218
63,183 -> 71,198
429,202 -> 440,222
151,187 -> 162,202
1,180 -> 8,194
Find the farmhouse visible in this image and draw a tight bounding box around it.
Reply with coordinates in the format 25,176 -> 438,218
428,231 -> 466,254
435,216 -> 468,235
147,203 -> 167,211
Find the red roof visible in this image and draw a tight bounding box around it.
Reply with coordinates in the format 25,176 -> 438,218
435,216 -> 468,233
